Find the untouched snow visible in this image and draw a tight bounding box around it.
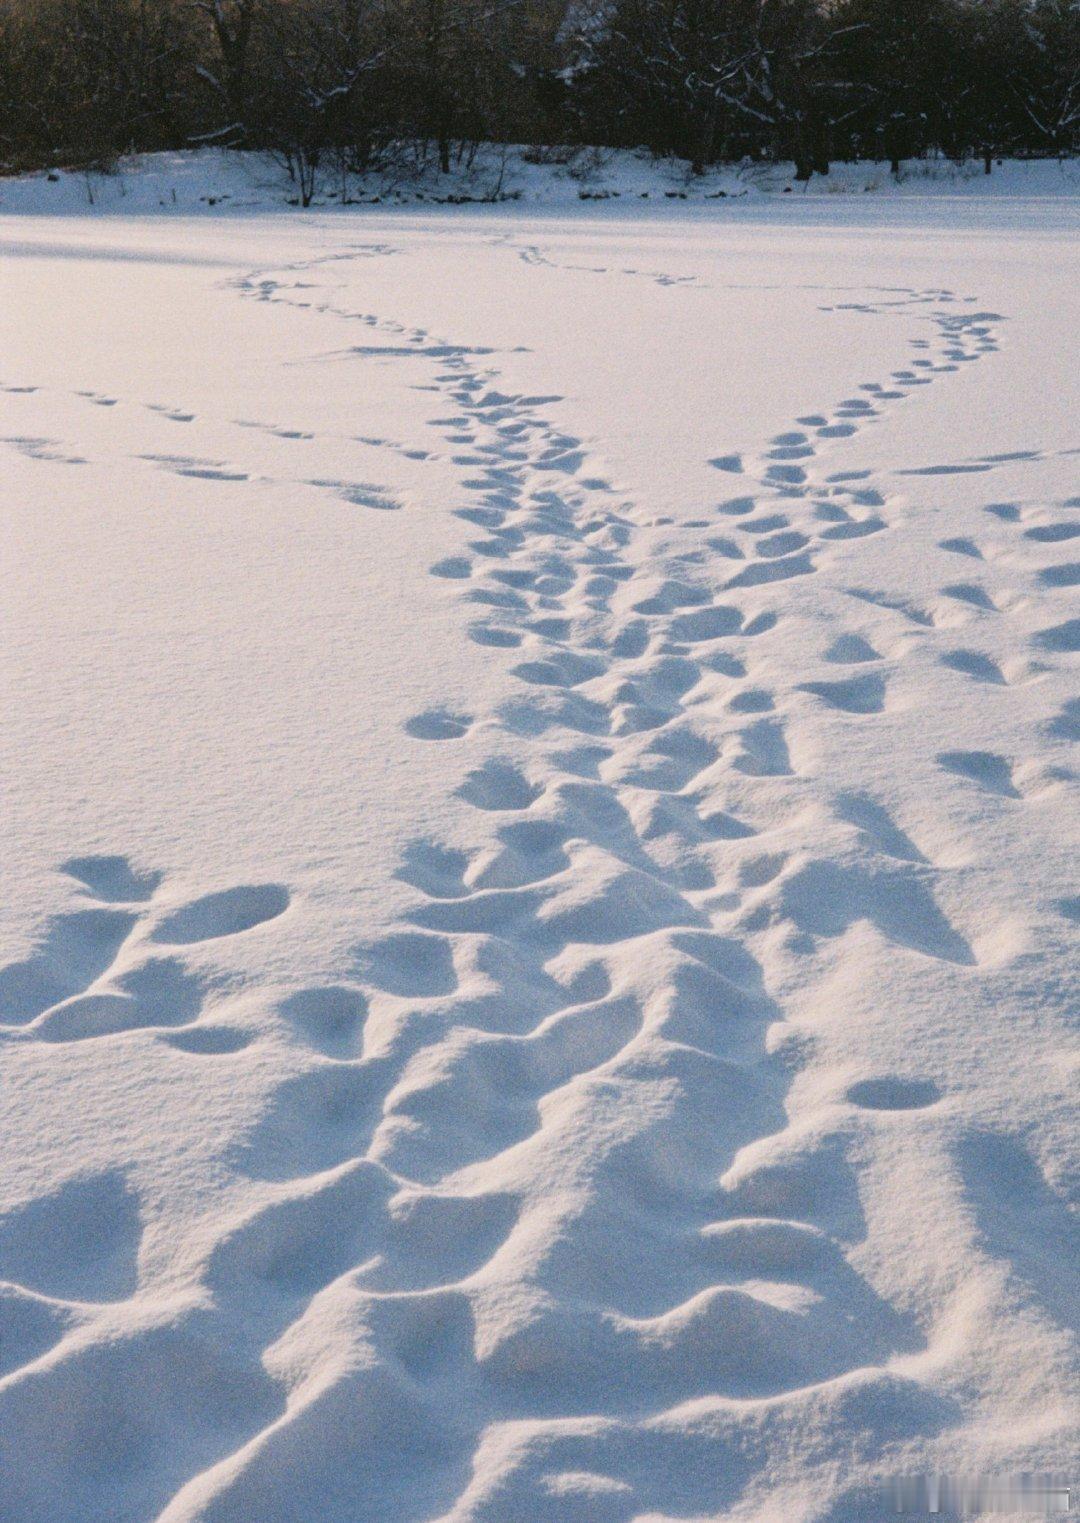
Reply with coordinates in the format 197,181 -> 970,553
0,172 -> 1077,1522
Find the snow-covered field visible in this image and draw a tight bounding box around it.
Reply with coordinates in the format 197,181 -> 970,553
0,160 -> 1077,1522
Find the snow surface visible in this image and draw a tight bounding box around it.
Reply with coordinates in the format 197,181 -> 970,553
0,156 -> 1077,1522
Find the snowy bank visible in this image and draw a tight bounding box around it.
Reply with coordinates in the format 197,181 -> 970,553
2,146 -> 1078,217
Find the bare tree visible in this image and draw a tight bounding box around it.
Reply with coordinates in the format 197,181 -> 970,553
191,0 -> 258,136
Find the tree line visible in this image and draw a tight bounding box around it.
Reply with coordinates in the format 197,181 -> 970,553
1,0 -> 1077,190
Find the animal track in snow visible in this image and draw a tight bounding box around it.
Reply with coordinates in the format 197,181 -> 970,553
823,634 -> 881,664
1035,618 -> 1080,654
61,853 -> 162,902
98,260 -> 1021,1521
937,749 -> 1021,798
939,649 -> 1007,685
306,477 -> 400,510
2,434 -> 86,465
354,930 -> 458,997
404,709 -> 474,741
798,673 -> 888,714
0,860 -> 289,1045
152,883 -> 290,943
458,759 -> 543,811
846,1076 -> 941,1110
0,1170 -> 141,1302
141,453 -> 249,482
0,907 -> 136,1024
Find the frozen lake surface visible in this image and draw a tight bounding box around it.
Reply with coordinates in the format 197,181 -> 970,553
0,166 -> 1077,1521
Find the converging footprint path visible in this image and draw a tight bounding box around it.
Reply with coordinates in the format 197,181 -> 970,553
1,222 -> 1076,1523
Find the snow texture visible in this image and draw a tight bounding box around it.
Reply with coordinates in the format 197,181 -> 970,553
0,153 -> 1077,1522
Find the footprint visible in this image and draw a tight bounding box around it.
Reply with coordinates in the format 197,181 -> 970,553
954,1130 -> 1079,1331
458,760 -> 542,811
847,588 -> 932,626
1047,699 -> 1080,743
1038,563 -> 1080,589
823,635 -> 880,664
279,986 -> 367,1057
0,1170 -> 141,1301
308,478 -> 399,510
899,463 -> 992,477
354,931 -> 456,997
180,465 -> 249,482
701,810 -> 757,840
764,464 -> 806,486
738,853 -> 787,888
705,536 -> 744,560
778,860 -> 973,964
152,884 -> 290,944
846,1077 -> 940,1110
815,503 -> 851,524
34,956 -> 207,1042
231,1064 -> 385,1181
833,793 -> 925,862
1023,522 -> 1079,544
939,650 -> 1006,684
610,727 -> 718,793
631,580 -> 711,615
731,721 -> 792,777
0,909 -> 136,1023
937,750 -> 1019,798
941,582 -> 995,611
740,515 -> 790,536
162,1026 -> 254,1055
727,688 -> 774,714
61,854 -> 161,903
820,518 -> 885,541
1053,896 -> 1080,924
514,652 -> 603,689
3,435 -> 86,465
668,606 -> 742,642
430,557 -> 472,579
404,710 -> 473,741
469,626 -> 523,649
938,538 -> 983,559
725,555 -> 813,589
395,841 -> 471,899
1034,619 -> 1080,654
798,674 -> 886,714
0,1284 -> 74,1379
755,536 -> 804,560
